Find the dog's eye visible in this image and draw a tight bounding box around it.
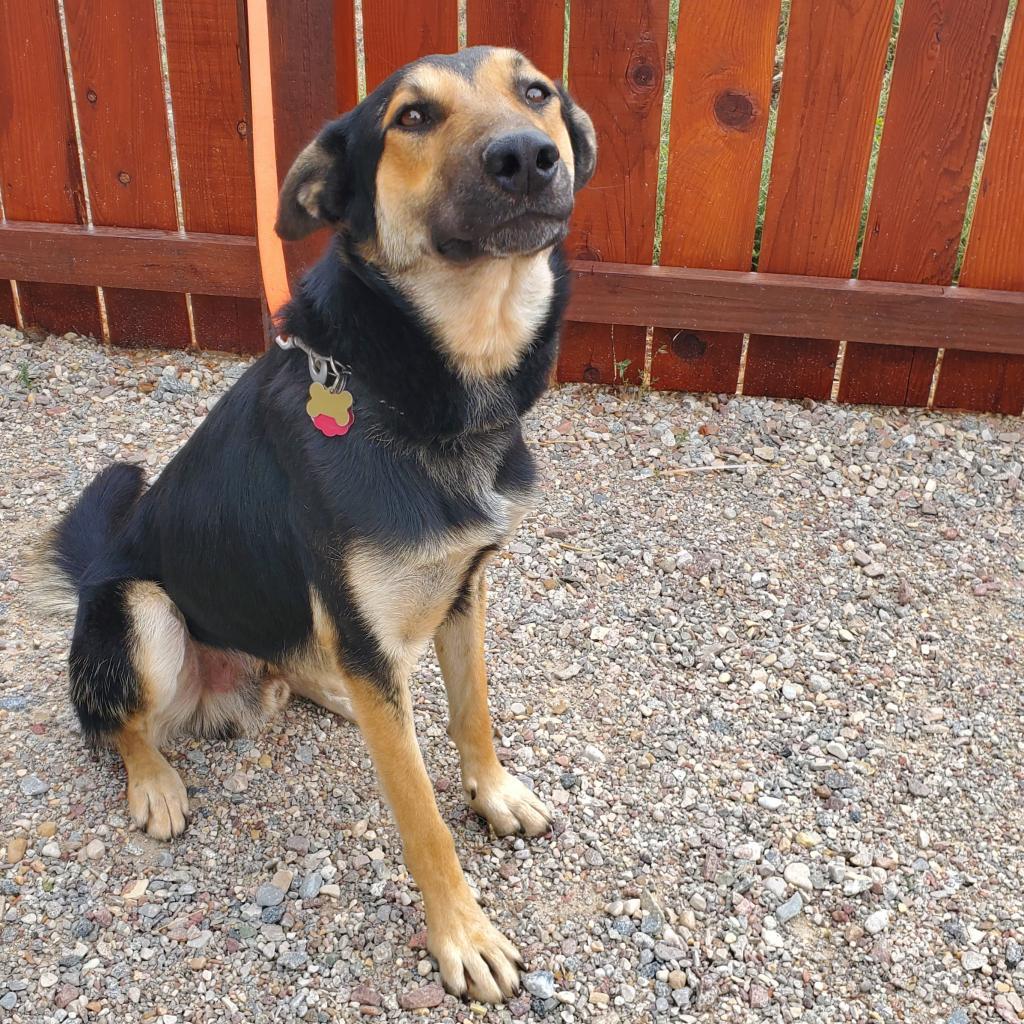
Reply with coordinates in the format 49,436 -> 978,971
396,105 -> 429,129
525,84 -> 550,105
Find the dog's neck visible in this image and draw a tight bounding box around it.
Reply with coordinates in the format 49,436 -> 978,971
385,251 -> 555,381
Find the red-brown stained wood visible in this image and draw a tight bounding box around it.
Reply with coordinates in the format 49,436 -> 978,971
839,0 -> 1010,408
565,262 -> 1024,354
560,0 -> 669,385
64,0 -> 190,346
466,0 -> 564,78
163,0 -> 263,353
0,283 -> 16,326
651,0 -> 781,393
335,0 -> 359,110
0,0 -> 101,338
361,0 -> 458,93
267,0 -> 338,294
0,222 -> 260,296
933,9 -> 1024,415
744,0 -> 895,400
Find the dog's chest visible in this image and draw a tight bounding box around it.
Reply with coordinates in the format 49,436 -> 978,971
346,487 -> 532,671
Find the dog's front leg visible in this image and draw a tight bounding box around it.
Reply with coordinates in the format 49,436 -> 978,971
345,673 -> 523,1003
435,575 -> 552,837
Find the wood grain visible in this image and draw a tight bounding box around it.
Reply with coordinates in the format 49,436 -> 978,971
163,0 -> 263,352
651,0 -> 781,393
0,282 -> 16,326
0,222 -> 259,296
267,0 -> 339,293
744,0 -> 896,399
566,262 -> 1024,356
466,0 -> 564,78
64,0 -> 190,346
933,8 -> 1024,415
335,0 -> 358,110
0,0 -> 101,337
361,0 -> 458,93
560,0 -> 670,385
839,0 -> 1010,407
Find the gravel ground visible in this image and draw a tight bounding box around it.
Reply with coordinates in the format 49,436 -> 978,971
1,325 -> 1022,1024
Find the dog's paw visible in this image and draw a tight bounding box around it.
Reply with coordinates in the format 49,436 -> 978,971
464,768 -> 552,837
260,675 -> 292,719
126,762 -> 190,841
427,901 -> 523,1003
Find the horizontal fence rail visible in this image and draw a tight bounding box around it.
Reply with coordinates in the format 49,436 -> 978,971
0,0 -> 1021,414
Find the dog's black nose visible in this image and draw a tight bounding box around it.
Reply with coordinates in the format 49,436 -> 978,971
483,131 -> 560,195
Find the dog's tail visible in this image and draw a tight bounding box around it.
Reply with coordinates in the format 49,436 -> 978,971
24,463 -> 146,618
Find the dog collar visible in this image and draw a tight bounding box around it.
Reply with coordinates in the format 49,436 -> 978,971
275,334 -> 355,438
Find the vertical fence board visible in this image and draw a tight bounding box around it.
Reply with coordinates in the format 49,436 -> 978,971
839,0 -> 1009,408
267,0 -> 338,295
64,0 -> 190,347
163,0 -> 263,353
335,0 -> 359,111
651,0 -> 780,393
361,0 -> 458,93
0,282 -> 16,326
466,0 -> 564,77
932,11 -> 1024,415
560,0 -> 669,385
743,0 -> 894,399
0,0 -> 101,338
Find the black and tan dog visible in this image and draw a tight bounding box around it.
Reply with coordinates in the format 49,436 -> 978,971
27,48 -> 595,1002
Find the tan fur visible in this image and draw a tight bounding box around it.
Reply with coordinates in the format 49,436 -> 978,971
370,50 -> 573,379
345,673 -> 522,1002
21,531 -> 79,618
435,575 -> 552,836
124,582 -> 288,745
396,252 -> 555,379
280,592 -> 356,720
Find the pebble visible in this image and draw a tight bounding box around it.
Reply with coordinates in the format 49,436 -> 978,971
864,910 -> 890,935
255,884 -> 286,908
6,836 -> 27,863
299,871 -> 323,901
19,774 -> 49,797
523,971 -> 556,999
399,983 -> 445,1010
776,893 -> 804,925
784,862 -> 812,892
85,839 -> 105,860
961,951 -> 987,971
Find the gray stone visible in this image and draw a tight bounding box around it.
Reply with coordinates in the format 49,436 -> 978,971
522,971 -> 556,1000
19,774 -> 48,797
776,893 -> 804,925
299,871 -> 323,901
255,884 -> 286,908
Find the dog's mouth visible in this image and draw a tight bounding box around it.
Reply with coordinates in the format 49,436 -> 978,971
434,211 -> 570,262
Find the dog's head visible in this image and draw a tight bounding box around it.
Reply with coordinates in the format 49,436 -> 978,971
275,47 -> 596,270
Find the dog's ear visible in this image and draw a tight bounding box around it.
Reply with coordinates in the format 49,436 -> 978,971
275,119 -> 348,241
556,84 -> 597,192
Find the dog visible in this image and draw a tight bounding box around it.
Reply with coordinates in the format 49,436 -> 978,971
26,47 -> 595,1003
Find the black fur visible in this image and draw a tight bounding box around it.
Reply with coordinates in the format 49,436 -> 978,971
50,239 -> 568,731
45,49 -> 575,737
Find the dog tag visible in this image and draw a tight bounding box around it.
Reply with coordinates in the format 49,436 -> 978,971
306,381 -> 354,437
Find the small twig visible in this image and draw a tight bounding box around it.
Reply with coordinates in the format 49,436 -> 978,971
660,463 -> 749,476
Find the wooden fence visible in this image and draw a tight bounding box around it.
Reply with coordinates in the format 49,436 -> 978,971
1,0 -> 1022,415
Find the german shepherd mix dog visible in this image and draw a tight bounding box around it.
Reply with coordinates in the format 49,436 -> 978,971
28,48 -> 595,1002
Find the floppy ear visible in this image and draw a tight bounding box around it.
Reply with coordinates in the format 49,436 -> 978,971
275,117 -> 351,241
556,84 -> 597,192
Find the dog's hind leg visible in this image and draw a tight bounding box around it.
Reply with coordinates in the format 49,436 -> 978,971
435,575 -> 552,837
72,580 -> 191,839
